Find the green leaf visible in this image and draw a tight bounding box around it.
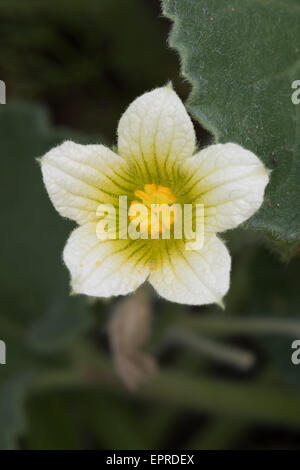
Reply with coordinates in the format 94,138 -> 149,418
163,0 -> 300,258
0,103 -> 92,448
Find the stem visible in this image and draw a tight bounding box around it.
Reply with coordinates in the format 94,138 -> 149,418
170,314 -> 300,337
33,350 -> 300,430
165,328 -> 255,370
141,370 -> 300,429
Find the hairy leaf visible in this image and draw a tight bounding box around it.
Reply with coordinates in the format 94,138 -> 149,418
163,0 -> 300,257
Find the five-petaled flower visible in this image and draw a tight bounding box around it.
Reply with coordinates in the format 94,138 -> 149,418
40,85 -> 269,306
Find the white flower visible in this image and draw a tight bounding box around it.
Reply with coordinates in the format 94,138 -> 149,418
40,86 -> 269,306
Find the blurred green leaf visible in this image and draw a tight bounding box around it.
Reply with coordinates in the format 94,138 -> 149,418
33,356 -> 300,430
0,373 -> 31,450
240,247 -> 300,389
0,103 -> 92,448
163,0 -> 300,258
26,388 -> 149,450
0,0 -> 185,138
153,234 -> 300,391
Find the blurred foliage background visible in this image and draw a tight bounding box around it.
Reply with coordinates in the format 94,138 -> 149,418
1,0 -> 300,450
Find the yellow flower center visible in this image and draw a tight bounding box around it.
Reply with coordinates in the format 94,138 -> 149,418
129,184 -> 178,236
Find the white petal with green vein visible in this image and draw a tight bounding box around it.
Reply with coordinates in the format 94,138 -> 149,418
149,236 -> 231,306
117,86 -> 195,179
183,143 -> 269,233
40,87 -> 269,307
63,223 -> 150,297
41,141 -> 134,225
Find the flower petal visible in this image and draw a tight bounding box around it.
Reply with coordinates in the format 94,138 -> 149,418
40,141 -> 135,225
183,143 -> 269,233
149,237 -> 230,306
117,86 -> 195,180
63,223 -> 150,297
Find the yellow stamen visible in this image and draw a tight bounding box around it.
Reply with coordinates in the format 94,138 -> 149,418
130,184 -> 178,235
134,184 -> 176,205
